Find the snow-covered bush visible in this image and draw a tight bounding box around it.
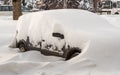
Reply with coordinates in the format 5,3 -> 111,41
22,0 -> 93,11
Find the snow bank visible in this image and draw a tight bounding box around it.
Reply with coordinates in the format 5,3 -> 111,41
16,9 -> 120,61
101,15 -> 120,28
16,9 -> 119,50
1,10 -> 120,75
16,9 -> 120,74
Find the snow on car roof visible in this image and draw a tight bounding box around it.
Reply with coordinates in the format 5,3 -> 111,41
17,9 -> 119,48
17,9 -> 115,34
30,9 -> 111,28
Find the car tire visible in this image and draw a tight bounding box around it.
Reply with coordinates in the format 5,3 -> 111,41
19,43 -> 28,52
70,52 -> 80,58
65,48 -> 81,60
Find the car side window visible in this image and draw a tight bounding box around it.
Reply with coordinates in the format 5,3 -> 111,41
52,32 -> 64,39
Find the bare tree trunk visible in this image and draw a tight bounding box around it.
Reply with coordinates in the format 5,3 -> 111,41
93,0 -> 98,12
12,0 -> 22,20
63,0 -> 67,8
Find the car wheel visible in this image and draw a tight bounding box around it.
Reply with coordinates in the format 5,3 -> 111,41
70,52 -> 80,58
65,48 -> 81,60
19,43 -> 27,52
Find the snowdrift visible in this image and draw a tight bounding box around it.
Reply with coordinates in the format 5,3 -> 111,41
16,9 -> 120,67
1,10 -> 120,75
16,9 -> 120,52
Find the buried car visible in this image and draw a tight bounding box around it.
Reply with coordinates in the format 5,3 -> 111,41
10,9 -> 120,60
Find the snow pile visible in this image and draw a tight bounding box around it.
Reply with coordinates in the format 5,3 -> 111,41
1,10 -> 120,75
101,15 -> 120,28
16,9 -> 120,51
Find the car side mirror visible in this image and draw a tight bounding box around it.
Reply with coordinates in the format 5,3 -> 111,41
52,32 -> 64,39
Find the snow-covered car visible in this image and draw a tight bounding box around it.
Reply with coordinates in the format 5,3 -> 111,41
11,9 -> 120,60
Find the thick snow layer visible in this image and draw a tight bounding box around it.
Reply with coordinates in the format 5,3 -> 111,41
101,15 -> 120,28
16,9 -> 120,52
1,11 -> 120,75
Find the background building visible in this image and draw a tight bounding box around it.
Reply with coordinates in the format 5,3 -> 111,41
0,0 -> 12,11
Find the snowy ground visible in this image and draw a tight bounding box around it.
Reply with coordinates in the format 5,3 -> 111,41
0,12 -> 120,75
